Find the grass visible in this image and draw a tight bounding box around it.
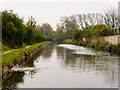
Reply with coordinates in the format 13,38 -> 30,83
0,42 -> 2,53
2,43 -> 30,53
2,41 -> 48,67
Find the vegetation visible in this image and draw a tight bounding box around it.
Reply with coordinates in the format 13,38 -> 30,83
54,8 -> 118,43
87,41 -> 120,55
2,42 -> 48,67
64,39 -> 73,44
2,10 -> 47,49
1,10 -> 53,67
54,25 -> 65,43
36,23 -> 55,42
1,7 -> 119,68
82,24 -> 114,38
56,24 -> 114,43
72,29 -> 83,41
54,8 -> 119,55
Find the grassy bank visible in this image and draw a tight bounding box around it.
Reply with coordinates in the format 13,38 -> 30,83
2,43 -> 33,53
2,41 -> 48,67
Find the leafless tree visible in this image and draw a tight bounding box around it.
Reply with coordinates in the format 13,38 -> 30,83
103,8 -> 118,29
56,8 -> 118,40
58,16 -> 77,39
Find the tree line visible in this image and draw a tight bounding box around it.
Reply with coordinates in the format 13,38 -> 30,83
36,23 -> 54,42
1,8 -> 118,46
54,8 -> 118,43
2,10 -> 54,48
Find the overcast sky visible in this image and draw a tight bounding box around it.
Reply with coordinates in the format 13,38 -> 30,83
0,0 -> 119,30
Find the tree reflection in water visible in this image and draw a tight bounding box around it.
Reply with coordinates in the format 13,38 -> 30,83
2,45 -> 47,89
2,71 -> 24,89
41,43 -> 55,60
2,43 -> 118,88
56,46 -> 118,86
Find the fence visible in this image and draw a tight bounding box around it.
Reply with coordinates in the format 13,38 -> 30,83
99,35 -> 120,44
83,35 -> 120,44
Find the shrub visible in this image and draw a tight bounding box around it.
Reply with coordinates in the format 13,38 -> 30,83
64,39 -> 73,44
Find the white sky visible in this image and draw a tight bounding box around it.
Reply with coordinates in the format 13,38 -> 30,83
0,0 -> 119,30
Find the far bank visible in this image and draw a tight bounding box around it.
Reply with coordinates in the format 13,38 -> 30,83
64,35 -> 120,56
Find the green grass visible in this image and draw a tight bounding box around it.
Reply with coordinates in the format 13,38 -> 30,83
2,43 -> 30,53
2,41 -> 48,66
0,42 -> 2,53
2,44 -> 11,53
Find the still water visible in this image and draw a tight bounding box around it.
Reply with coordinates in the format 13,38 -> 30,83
2,43 -> 118,88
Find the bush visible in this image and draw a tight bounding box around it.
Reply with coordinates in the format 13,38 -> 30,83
2,10 -> 47,49
82,24 -> 114,38
86,41 -> 119,55
64,39 -> 73,44
2,44 -> 10,51
72,29 -> 82,41
72,41 -> 77,45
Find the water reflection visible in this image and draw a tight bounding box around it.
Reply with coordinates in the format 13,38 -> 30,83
2,47 -> 45,89
2,43 -> 118,88
21,48 -> 44,67
41,43 -> 55,59
56,44 -> 118,87
2,71 -> 24,89
28,70 -> 37,79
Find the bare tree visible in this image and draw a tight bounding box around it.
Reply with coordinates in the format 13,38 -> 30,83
77,14 -> 84,29
76,13 -> 104,29
26,16 -> 36,28
56,8 -> 118,40
58,16 -> 77,39
104,8 -> 118,29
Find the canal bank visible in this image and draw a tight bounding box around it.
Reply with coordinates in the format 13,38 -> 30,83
2,41 -> 48,78
81,35 -> 120,55
64,39 -> 120,56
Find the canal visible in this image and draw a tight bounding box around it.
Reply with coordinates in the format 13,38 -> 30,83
2,43 -> 118,88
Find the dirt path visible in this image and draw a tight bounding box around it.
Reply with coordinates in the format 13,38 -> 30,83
0,49 -> 19,55
0,45 -> 32,55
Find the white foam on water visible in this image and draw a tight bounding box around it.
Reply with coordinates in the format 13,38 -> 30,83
74,50 -> 95,55
57,44 -> 96,55
11,67 -> 48,72
11,67 -> 40,71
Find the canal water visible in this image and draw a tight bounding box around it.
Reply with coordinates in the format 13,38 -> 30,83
2,43 -> 118,88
